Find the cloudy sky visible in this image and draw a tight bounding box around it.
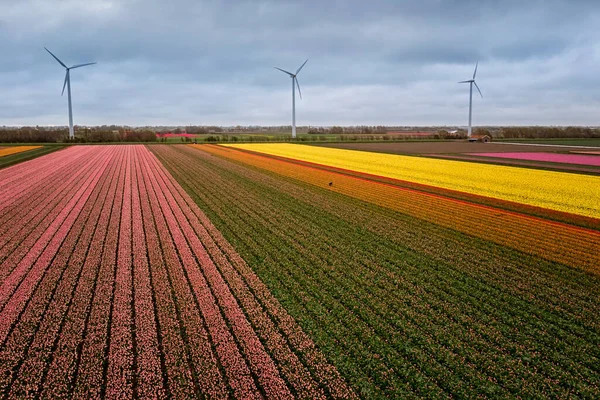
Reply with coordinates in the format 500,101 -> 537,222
1,0 -> 599,127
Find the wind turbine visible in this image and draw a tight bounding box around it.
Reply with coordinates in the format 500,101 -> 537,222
45,47 -> 96,139
459,62 -> 482,137
275,59 -> 308,138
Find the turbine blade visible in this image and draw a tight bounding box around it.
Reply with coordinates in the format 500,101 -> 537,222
45,47 -> 67,68
474,81 -> 483,98
295,58 -> 309,75
473,61 -> 478,79
295,77 -> 302,99
61,71 -> 68,96
274,67 -> 293,76
458,80 -> 471,83
70,62 -> 97,69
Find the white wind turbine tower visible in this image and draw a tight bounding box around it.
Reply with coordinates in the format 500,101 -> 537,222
45,47 -> 96,139
275,59 -> 308,138
458,62 -> 483,137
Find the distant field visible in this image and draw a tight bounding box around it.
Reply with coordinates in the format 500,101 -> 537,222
432,153 -> 600,175
470,152 -> 600,166
0,146 -> 42,158
497,138 -> 600,147
314,141 -> 600,174
315,141 -> 589,154
0,146 -> 63,170
224,143 -> 600,219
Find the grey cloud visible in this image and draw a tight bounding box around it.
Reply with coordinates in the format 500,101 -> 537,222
1,0 -> 599,126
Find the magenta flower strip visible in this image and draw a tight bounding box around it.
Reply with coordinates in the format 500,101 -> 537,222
469,152 -> 600,167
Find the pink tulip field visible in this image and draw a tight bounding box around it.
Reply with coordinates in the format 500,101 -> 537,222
0,145 -> 354,399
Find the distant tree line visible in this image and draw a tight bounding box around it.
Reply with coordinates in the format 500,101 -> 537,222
307,126 -> 389,135
0,126 -> 157,143
2,125 -> 600,143
0,127 -> 69,143
498,126 -> 600,139
76,128 -> 157,142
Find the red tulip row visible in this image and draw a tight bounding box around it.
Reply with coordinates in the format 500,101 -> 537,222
0,144 -> 353,398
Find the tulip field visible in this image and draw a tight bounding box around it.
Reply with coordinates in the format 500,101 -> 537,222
0,146 -> 42,158
196,144 -> 600,273
0,145 -> 353,399
1,143 -> 600,399
221,143 -> 600,219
